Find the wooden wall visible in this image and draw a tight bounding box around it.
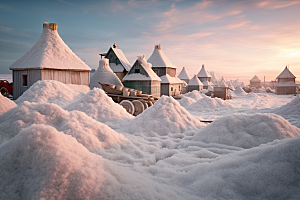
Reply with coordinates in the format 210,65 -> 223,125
123,80 -> 161,97
152,67 -> 176,77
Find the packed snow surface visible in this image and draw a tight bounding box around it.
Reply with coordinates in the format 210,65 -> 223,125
234,86 -> 247,96
0,80 -> 299,200
0,95 -> 17,115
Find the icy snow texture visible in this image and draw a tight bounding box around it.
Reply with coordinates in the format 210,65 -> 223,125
90,58 -> 123,89
0,95 -> 17,115
0,101 -> 126,148
123,96 -> 204,136
234,86 -> 247,96
193,113 -> 300,148
15,80 -> 86,107
187,96 -> 234,112
9,23 -> 90,71
65,88 -> 134,126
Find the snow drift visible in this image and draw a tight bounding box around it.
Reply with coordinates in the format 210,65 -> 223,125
0,95 -> 17,115
192,113 -> 300,148
187,96 -> 234,112
15,80 -> 87,107
123,96 -> 204,137
234,86 -> 247,96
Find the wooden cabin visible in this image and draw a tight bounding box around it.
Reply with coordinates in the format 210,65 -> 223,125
177,66 -> 191,84
249,75 -> 261,88
275,66 -> 297,95
123,55 -> 161,97
187,75 -> 203,92
103,42 -> 131,81
197,64 -> 212,89
9,22 -> 91,100
160,74 -> 183,96
214,77 -> 229,100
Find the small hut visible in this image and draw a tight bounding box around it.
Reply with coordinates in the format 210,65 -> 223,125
103,42 -> 131,81
197,64 -> 212,89
249,75 -> 261,88
147,44 -> 177,77
90,58 -> 123,89
275,66 -> 297,95
177,67 -> 191,84
187,75 -> 203,92
123,55 -> 161,97
9,22 -> 91,100
214,77 -> 229,100
160,74 -> 183,96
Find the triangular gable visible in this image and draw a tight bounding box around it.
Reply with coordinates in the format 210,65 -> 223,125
178,67 -> 191,80
276,67 -> 296,79
250,75 -> 261,82
197,65 -> 211,78
105,46 -> 131,72
147,45 -> 177,69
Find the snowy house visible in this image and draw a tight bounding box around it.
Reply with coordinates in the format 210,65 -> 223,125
250,75 -> 261,88
275,66 -> 297,95
214,77 -> 229,100
103,42 -> 131,81
188,75 -> 203,92
177,67 -> 191,84
147,44 -> 177,77
123,55 -> 161,97
160,74 -> 183,96
90,58 -> 123,89
9,22 -> 91,100
197,64 -> 212,89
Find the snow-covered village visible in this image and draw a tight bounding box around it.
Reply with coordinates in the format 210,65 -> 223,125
1,1 -> 300,200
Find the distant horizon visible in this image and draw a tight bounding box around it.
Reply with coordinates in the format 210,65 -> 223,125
1,0 -> 299,84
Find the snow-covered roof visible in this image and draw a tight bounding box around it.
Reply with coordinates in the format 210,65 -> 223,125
147,45 -> 177,69
188,75 -> 203,86
90,58 -> 123,89
217,77 -> 228,87
250,75 -> 261,82
9,22 -> 91,71
111,47 -> 131,71
197,65 -> 211,78
276,67 -> 296,79
160,74 -> 183,84
123,56 -> 161,81
178,67 -> 191,80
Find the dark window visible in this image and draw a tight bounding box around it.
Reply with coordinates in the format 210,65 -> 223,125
179,86 -> 181,91
23,75 -> 27,86
135,69 -> 140,73
171,87 -> 173,91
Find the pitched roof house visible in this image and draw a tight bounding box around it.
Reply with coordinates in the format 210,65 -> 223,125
187,75 -> 203,92
177,67 -> 191,84
250,75 -> 261,88
275,66 -> 297,95
214,77 -> 229,100
9,22 -> 91,99
197,64 -> 212,89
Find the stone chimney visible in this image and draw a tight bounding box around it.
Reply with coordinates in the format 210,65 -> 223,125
155,44 -> 161,50
113,42 -> 117,48
43,22 -> 57,31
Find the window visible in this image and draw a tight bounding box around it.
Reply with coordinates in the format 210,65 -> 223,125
23,75 -> 27,86
171,87 -> 173,91
135,69 -> 140,73
179,86 -> 181,91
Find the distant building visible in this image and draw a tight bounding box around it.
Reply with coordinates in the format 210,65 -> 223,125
177,67 -> 191,84
187,75 -> 203,92
147,44 -> 183,96
160,74 -> 183,96
102,42 -> 131,81
249,75 -> 261,88
214,77 -> 229,100
197,64 -> 212,89
275,66 -> 297,95
123,55 -> 161,97
9,22 -> 91,100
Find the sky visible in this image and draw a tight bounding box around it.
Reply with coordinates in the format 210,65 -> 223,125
0,0 -> 299,83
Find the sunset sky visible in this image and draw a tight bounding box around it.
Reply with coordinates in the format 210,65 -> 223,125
0,0 -> 299,83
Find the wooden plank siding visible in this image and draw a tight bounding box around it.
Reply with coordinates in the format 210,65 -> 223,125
123,80 -> 161,97
152,67 -> 176,77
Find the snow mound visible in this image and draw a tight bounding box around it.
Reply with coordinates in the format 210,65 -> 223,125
234,86 -> 247,96
0,101 -> 126,148
66,84 -> 90,93
187,96 -> 234,112
124,96 -> 204,136
184,134 -> 300,199
274,96 -> 300,116
15,80 -> 86,107
192,113 -> 300,148
0,124 -> 106,200
177,96 -> 196,107
90,58 -> 123,89
65,88 -> 134,125
182,90 -> 204,101
0,95 -> 17,115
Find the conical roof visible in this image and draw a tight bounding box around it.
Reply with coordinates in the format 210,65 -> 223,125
178,67 -> 191,80
9,22 -> 91,71
250,75 -> 261,82
147,45 -> 177,69
188,75 -> 203,86
276,66 -> 296,79
217,77 -> 228,87
197,64 -> 211,78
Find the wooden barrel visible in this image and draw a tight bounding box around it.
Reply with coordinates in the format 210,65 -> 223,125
147,101 -> 153,107
132,100 -> 144,116
115,85 -> 123,91
119,100 -> 134,115
140,100 -> 148,110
